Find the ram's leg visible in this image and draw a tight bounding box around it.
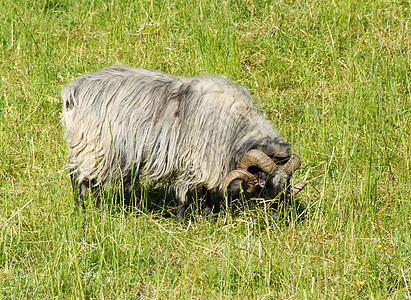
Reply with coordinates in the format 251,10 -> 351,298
70,172 -> 98,209
203,187 -> 213,217
175,203 -> 187,224
70,172 -> 85,209
175,186 -> 189,224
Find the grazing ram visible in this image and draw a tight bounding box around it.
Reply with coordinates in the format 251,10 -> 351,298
61,67 -> 305,222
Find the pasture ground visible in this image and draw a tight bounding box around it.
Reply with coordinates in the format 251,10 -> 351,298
0,0 -> 410,298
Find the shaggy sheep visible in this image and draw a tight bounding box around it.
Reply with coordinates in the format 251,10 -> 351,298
61,67 -> 305,221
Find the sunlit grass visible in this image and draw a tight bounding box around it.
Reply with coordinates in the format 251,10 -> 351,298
0,0 -> 410,298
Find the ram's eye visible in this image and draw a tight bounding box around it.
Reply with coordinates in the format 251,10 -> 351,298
258,177 -> 266,187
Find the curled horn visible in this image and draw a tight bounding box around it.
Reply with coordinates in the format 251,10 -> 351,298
222,170 -> 258,194
281,153 -> 302,176
283,154 -> 306,198
222,149 -> 276,195
237,149 -> 277,173
287,181 -> 307,198
292,181 -> 307,195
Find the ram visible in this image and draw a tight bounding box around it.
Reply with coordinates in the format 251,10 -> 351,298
61,67 -> 305,222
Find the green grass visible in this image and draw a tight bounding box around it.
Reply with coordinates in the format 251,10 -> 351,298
1,0 -> 410,298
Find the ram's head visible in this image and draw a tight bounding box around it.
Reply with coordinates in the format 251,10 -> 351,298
223,149 -> 306,201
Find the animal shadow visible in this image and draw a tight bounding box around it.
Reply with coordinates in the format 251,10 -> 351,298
90,184 -> 307,225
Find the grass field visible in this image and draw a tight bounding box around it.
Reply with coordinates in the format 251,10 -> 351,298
1,0 -> 410,298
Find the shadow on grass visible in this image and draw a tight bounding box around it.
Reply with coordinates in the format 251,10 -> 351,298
77,183 -> 308,225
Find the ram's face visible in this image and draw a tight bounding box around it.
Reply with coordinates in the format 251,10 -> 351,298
255,169 -> 291,200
